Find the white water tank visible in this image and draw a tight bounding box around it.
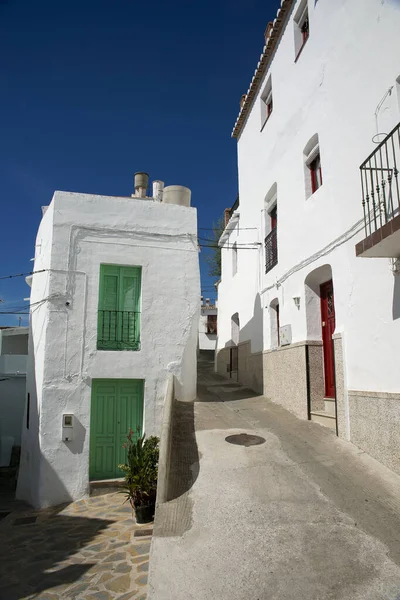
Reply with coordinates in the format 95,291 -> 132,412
162,185 -> 191,207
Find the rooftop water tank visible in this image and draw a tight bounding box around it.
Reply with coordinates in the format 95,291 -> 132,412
162,185 -> 191,207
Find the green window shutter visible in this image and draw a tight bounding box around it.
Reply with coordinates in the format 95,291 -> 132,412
98,265 -> 141,350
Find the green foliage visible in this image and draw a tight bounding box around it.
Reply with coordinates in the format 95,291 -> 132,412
203,218 -> 225,278
119,429 -> 160,508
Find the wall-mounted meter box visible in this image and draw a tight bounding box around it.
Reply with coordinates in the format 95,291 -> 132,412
62,414 -> 75,442
280,325 -> 292,346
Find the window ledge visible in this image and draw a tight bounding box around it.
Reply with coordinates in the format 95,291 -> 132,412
306,184 -> 323,200
295,38 -> 309,63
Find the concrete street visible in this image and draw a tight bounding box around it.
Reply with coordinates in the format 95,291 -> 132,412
148,354 -> 400,600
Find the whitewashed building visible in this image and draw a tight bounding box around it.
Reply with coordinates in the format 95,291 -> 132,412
0,327 -> 28,465
198,298 -> 217,351
17,174 -> 200,508
216,0 -> 400,475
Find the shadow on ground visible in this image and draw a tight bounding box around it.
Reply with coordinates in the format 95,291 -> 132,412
196,352 -> 261,403
0,512 -> 112,600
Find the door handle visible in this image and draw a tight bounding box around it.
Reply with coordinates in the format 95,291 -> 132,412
322,321 -> 326,327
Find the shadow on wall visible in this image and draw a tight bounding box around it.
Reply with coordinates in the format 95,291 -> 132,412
17,320 -> 80,508
221,294 -> 264,395
167,399 -> 199,502
393,274 -> 400,320
63,416 -> 86,455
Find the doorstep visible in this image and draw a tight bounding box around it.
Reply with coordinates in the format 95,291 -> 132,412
310,411 -> 337,430
89,478 -> 125,496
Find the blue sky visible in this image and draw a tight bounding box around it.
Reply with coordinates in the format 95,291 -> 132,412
0,0 -> 280,325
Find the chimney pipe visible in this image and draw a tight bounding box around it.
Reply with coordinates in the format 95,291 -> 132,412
224,208 -> 232,227
152,180 -> 164,202
133,172 -> 149,198
205,298 -> 210,307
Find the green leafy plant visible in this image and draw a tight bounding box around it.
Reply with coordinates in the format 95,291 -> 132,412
119,429 -> 160,508
203,217 -> 225,278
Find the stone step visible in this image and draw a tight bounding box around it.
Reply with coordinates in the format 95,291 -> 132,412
324,398 -> 336,417
310,411 -> 337,430
89,478 -> 125,496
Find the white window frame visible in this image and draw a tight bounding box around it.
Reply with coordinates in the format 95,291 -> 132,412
232,242 -> 238,276
260,76 -> 273,130
294,0 -> 309,59
303,134 -> 321,199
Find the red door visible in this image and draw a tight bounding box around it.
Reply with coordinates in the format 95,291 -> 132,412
320,280 -> 336,398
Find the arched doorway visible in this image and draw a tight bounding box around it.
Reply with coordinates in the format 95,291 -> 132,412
304,265 -> 337,430
229,313 -> 240,381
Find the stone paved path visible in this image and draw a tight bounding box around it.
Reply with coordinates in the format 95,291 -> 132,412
0,492 -> 151,600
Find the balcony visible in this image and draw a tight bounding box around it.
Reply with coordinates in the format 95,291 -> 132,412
356,122 -> 400,257
97,310 -> 140,351
265,227 -> 278,273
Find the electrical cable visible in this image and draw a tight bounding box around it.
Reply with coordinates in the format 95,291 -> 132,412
198,227 -> 257,231
0,269 -> 47,280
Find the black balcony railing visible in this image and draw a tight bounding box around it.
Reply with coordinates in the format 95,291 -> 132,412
265,227 -> 278,274
360,122 -> 400,237
97,310 -> 140,350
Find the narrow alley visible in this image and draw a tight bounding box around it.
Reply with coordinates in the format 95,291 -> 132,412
148,354 -> 400,600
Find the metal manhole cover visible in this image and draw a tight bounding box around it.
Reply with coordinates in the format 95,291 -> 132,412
225,433 -> 266,447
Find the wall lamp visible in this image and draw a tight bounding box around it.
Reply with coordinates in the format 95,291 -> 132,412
293,296 -> 301,310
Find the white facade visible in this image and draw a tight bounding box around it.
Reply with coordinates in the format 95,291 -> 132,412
217,0 -> 400,475
198,300 -> 217,351
0,327 -> 28,459
17,188 -> 200,507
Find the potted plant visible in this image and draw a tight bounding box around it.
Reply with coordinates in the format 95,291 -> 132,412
119,429 -> 159,524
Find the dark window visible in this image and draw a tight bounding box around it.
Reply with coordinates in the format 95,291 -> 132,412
276,304 -> 280,347
265,207 -> 278,274
267,94 -> 273,118
207,315 -> 217,334
310,154 -> 323,193
301,16 -> 309,44
26,393 -> 30,429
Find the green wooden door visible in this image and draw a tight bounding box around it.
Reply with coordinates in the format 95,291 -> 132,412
90,379 -> 144,480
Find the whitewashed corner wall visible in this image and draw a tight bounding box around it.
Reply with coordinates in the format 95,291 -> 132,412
17,192 -> 200,508
217,0 -> 400,474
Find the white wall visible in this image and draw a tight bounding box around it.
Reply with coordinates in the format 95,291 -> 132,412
17,192 -> 200,507
218,0 -> 400,392
198,307 -> 217,350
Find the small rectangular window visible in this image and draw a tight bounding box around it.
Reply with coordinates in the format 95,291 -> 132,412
294,1 -> 309,60
260,76 -> 273,129
207,315 -> 217,334
232,243 -> 238,276
310,153 -> 323,193
265,206 -> 278,274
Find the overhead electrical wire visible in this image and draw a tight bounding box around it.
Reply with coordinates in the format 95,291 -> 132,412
0,269 -> 47,280
198,227 -> 258,231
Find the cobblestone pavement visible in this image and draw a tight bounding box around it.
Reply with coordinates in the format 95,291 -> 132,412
0,492 -> 152,600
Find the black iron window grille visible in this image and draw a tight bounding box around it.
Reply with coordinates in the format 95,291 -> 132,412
265,227 -> 278,274
97,310 -> 140,351
360,122 -> 400,238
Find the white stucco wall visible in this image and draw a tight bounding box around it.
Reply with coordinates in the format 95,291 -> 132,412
198,307 -> 217,351
17,192 -> 200,507
218,0 -> 400,394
